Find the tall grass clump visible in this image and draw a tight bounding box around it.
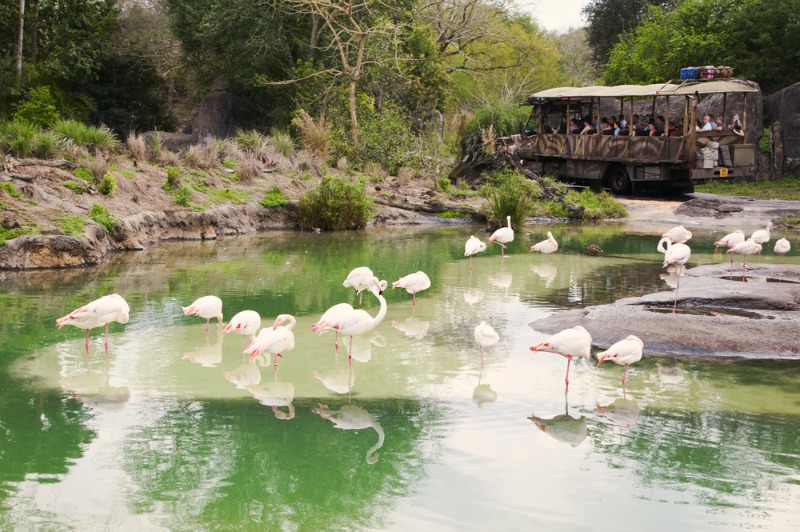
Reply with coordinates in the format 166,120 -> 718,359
88,204 -> 118,233
182,144 -> 214,168
163,166 -> 181,191
297,175 -> 374,231
0,120 -> 41,156
235,129 -> 264,153
237,155 -> 260,181
270,128 -> 296,158
292,110 -> 329,160
126,132 -> 146,160
146,130 -> 163,159
481,168 -> 535,230
32,130 -> 59,158
52,120 -> 120,153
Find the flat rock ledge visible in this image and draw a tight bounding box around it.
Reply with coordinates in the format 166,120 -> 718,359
531,263 -> 800,360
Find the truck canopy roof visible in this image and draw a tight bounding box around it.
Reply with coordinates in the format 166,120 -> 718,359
530,79 -> 759,100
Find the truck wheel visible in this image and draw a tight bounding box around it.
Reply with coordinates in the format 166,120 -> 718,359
608,166 -> 631,195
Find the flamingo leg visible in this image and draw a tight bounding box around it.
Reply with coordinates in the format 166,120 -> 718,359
349,335 -> 354,369
205,318 -> 210,335
335,330 -> 339,353
622,364 -> 629,387
358,291 -> 363,309
412,292 -> 417,307
479,345 -> 484,368
470,255 -> 473,270
742,256 -> 748,282
672,264 -> 682,314
564,355 -> 572,388
729,253 -> 734,278
85,329 -> 90,352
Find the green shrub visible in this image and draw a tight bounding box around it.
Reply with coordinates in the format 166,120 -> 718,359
758,128 -> 772,154
0,226 -> 34,245
297,175 -> 374,231
146,130 -> 163,156
164,166 -> 181,191
235,129 -> 264,152
481,168 -> 536,230
88,204 -> 117,233
63,181 -> 86,194
0,182 -> 23,199
566,189 -> 628,220
173,185 -> 192,207
207,187 -> 250,205
56,214 -> 86,236
13,86 -> 61,128
436,211 -> 466,219
467,100 -> 531,137
97,173 -> 116,195
271,128 -> 296,157
73,167 -> 93,182
52,120 -> 120,152
260,187 -> 289,208
32,130 -> 60,158
437,177 -> 451,192
0,120 -> 41,156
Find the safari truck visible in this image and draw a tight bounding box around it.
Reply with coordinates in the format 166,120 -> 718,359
492,78 -> 759,194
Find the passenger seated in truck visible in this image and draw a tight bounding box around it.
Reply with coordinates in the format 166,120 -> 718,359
636,118 -> 651,136
696,114 -> 714,131
653,116 -> 666,137
569,118 -> 581,134
600,117 -> 613,135
729,114 -> 744,137
579,115 -> 596,135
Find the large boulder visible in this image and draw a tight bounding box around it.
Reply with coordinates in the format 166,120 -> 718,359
190,77 -> 249,143
764,82 -> 800,176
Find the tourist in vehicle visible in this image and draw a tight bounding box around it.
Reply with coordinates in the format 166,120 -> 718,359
696,114 -> 714,131
729,113 -> 745,137
569,118 -> 581,134
600,117 -> 613,135
654,116 -> 666,137
579,115 -> 596,135
557,115 -> 568,134
636,117 -> 651,136
631,114 -> 641,135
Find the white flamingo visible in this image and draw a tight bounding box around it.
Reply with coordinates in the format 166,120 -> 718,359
313,279 -> 387,351
662,225 -> 692,244
714,229 -> 745,275
312,404 -> 385,464
182,295 -> 223,334
56,294 -> 130,352
661,240 -> 691,313
530,231 -> 559,254
343,266 -> 375,308
597,335 -> 644,387
474,321 -> 500,367
751,221 -> 772,262
727,238 -> 762,281
530,325 -> 592,389
223,310 -> 261,345
243,314 -> 296,372
488,215 -> 514,257
335,280 -> 387,367
464,235 -> 487,269
392,271 -> 431,307
774,238 -> 791,274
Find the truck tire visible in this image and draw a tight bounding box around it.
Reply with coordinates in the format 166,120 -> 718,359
607,165 -> 632,195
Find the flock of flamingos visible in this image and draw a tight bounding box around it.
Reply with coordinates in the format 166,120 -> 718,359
55,216 -> 790,393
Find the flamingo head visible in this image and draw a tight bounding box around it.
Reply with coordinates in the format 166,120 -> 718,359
597,353 -> 616,365
530,342 -> 548,352
273,314 -> 296,330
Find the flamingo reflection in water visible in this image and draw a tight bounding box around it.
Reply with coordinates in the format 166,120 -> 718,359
346,333 -> 386,364
248,371 -> 295,420
313,404 -> 385,464
313,367 -> 355,395
472,366 -> 498,409
183,329 -> 224,368
224,361 -> 263,389
654,362 -> 686,385
392,316 -> 430,340
596,396 -> 641,429
528,393 -> 587,447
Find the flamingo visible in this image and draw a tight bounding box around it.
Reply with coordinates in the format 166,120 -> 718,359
474,321 -> 500,367
312,404 -> 385,464
715,229 -> 745,275
182,295 -> 223,334
530,231 -> 559,255
662,240 -> 691,313
223,310 -> 261,345
774,238 -> 791,274
751,221 -> 772,262
727,238 -> 762,281
312,303 -> 354,353
392,271 -> 431,307
335,279 -> 387,368
488,215 -> 514,257
56,294 -> 130,353
343,266 -> 375,308
530,325 -> 592,389
464,235 -> 487,269
596,335 -> 644,387
243,314 -> 296,372
662,225 -> 692,244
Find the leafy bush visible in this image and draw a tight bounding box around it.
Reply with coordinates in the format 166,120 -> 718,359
260,187 -> 289,208
88,204 -> 117,233
164,166 -> 181,191
467,100 -> 531,137
0,182 -> 23,199
13,86 -> 61,128
481,169 -> 536,229
97,173 -> 116,195
297,175 -> 374,231
56,215 -> 86,236
173,185 -> 192,207
207,188 -> 250,205
758,128 -> 772,154
73,167 -> 93,182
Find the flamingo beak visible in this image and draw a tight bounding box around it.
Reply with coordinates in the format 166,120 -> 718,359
249,351 -> 258,361
597,354 -> 608,365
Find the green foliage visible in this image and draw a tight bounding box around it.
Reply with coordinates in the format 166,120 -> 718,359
56,215 -> 86,236
164,166 -> 181,191
0,120 -> 41,157
32,131 -> 60,158
696,175 -> 800,200
207,188 -> 250,205
222,158 -> 237,170
97,173 -> 116,195
436,178 -> 451,192
565,189 -> 628,220
758,128 -> 772,154
63,181 -> 86,194
0,182 -> 23,199
260,187 -> 289,208
467,101 -> 531,137
173,186 -> 193,207
271,128 -> 296,158
436,211 -> 466,219
73,167 -> 93,182
0,226 -> 35,245
146,131 -> 163,156
481,169 -> 536,229
297,175 -> 375,231
235,129 -> 264,152
13,87 -> 61,128
88,204 -> 117,233
52,120 -> 120,152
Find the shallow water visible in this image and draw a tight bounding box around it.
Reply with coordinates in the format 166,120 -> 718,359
1,224 -> 799,530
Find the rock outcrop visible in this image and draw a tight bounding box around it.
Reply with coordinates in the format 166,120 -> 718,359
764,82 -> 800,177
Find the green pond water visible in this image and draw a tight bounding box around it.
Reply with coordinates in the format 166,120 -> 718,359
1,224 -> 799,531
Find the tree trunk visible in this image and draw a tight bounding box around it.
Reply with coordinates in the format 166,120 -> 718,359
349,76 -> 358,145
16,0 -> 25,83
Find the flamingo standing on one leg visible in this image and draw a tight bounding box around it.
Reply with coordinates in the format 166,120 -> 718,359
474,321 -> 500,368
243,314 -> 296,372
223,310 -> 261,346
714,230 -> 745,276
182,295 -> 223,334
312,302 -> 355,354
530,231 -> 559,255
343,266 -> 375,308
56,294 -> 130,353
488,216 -> 514,257
335,279 -> 387,369
392,271 -> 431,307
662,225 -> 692,244
727,238 -> 762,281
597,335 -> 644,387
530,325 -> 592,389
464,235 -> 487,270
661,239 -> 691,313
774,238 -> 791,275
750,221 -> 772,263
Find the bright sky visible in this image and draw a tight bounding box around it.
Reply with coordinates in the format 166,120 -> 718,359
517,0 -> 592,33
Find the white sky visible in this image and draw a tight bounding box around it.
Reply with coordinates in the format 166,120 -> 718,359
517,0 -> 592,33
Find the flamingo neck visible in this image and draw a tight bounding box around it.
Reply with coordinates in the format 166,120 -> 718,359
366,423 -> 385,464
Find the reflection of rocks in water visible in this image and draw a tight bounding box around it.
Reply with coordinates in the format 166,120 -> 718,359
530,263 -> 558,288
312,404 -> 385,464
347,333 -> 386,363
655,362 -> 686,385
528,412 -> 587,447
183,331 -> 224,367
463,290 -> 484,305
596,398 -> 641,429
392,317 -> 430,340
313,368 -> 354,395
472,383 -> 498,408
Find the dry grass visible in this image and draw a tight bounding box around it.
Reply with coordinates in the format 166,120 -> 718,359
364,161 -> 387,181
91,153 -> 109,180
293,110 -> 329,160
480,125 -> 496,154
157,150 -> 182,166
237,154 -> 261,181
396,166 -> 415,186
126,132 -> 146,161
182,144 -> 215,168
336,156 -> 350,172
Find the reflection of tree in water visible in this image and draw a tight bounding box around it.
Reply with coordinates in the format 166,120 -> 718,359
122,398 -> 438,530
546,262 -> 666,308
591,408 -> 800,506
